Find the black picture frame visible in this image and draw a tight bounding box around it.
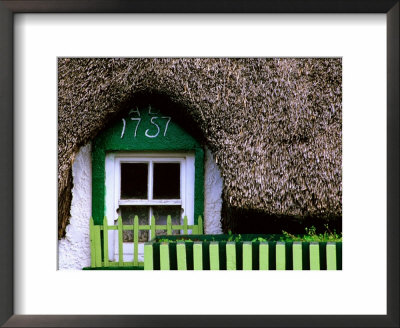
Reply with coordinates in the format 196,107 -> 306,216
0,1 -> 398,327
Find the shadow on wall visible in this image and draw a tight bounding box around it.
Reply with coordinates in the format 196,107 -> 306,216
58,168 -> 73,239
221,204 -> 342,235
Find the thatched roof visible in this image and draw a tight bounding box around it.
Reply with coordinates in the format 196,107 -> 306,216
58,58 -> 342,238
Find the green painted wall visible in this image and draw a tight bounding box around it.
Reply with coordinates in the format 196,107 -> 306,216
92,105 -> 204,225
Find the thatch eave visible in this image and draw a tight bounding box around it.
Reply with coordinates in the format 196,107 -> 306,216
58,58 -> 342,238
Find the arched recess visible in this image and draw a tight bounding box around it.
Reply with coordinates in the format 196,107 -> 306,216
91,100 -> 205,230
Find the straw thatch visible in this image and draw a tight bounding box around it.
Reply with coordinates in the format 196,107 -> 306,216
58,58 -> 342,238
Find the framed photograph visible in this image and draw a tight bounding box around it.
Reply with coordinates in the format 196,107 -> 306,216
1,1 -> 398,327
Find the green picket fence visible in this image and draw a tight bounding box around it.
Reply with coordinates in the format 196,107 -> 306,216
89,215 -> 203,268
144,240 -> 342,270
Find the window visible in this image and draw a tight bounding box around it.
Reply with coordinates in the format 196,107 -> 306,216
105,152 -> 195,261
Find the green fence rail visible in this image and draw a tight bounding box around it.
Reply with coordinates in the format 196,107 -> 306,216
89,215 -> 203,268
144,239 -> 342,270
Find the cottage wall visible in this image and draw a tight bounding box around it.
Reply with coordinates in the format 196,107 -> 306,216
58,143 -> 92,269
204,147 -> 223,234
58,144 -> 223,269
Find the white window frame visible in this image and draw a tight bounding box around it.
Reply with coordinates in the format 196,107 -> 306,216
105,152 -> 195,262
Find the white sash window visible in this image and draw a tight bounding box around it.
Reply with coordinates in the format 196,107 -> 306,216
105,152 -> 195,261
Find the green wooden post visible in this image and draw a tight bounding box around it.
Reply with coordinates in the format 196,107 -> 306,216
310,242 -> 320,270
160,243 -> 170,270
259,242 -> 269,270
177,242 -> 187,270
103,217 -> 109,267
209,242 -> 219,270
134,215 -> 139,266
198,216 -> 203,235
292,242 -> 303,270
150,215 -> 156,240
242,242 -> 252,270
183,216 -> 188,235
89,218 -> 95,268
94,225 -> 102,267
226,242 -> 236,270
167,215 -> 172,235
326,242 -> 337,270
144,243 -> 153,270
118,216 -> 123,266
276,242 -> 286,270
193,242 -> 203,270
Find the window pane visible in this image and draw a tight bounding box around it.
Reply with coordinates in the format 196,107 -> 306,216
153,206 -> 182,236
153,163 -> 180,199
120,163 -> 148,199
120,206 -> 149,242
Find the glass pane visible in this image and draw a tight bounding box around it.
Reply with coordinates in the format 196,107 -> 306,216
120,206 -> 149,242
120,163 -> 148,199
153,206 -> 182,236
153,163 -> 180,199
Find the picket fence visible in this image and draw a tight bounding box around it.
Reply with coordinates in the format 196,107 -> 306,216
89,215 -> 203,268
144,240 -> 341,270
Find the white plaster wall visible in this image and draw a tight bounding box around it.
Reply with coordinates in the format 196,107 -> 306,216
58,143 -> 92,270
58,144 -> 223,269
204,146 -> 223,234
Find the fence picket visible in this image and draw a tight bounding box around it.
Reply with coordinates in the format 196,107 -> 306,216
292,242 -> 302,270
259,242 -> 269,270
118,216 -> 123,266
310,242 -> 320,270
198,216 -> 203,234
167,215 -> 172,235
177,242 -> 187,270
276,242 -> 286,270
326,242 -> 337,270
193,242 -> 203,270
103,217 -> 109,267
134,215 -> 139,266
144,243 -> 153,270
183,216 -> 188,234
209,242 -> 219,270
160,243 -> 170,270
94,225 -> 102,267
150,215 -> 156,241
89,218 -> 95,268
226,242 -> 236,270
242,242 -> 252,270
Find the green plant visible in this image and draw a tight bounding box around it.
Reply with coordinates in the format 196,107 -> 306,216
158,237 -> 194,243
280,224 -> 342,242
227,230 -> 242,242
251,237 -> 268,242
176,238 -> 191,242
